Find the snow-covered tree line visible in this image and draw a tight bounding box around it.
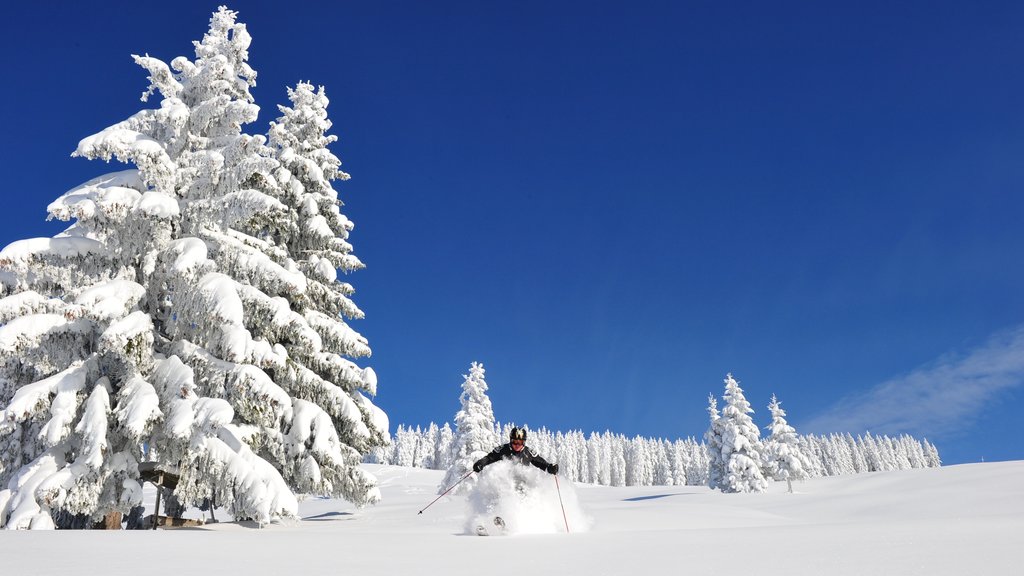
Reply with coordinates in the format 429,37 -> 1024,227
0,7 -> 386,529
371,367 -> 939,489
369,423 -> 938,487
706,373 -> 941,493
371,424 -> 709,486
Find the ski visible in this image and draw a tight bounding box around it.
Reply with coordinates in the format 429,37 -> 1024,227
475,516 -> 505,536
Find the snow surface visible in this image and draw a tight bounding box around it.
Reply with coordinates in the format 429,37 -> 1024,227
0,461 -> 1020,575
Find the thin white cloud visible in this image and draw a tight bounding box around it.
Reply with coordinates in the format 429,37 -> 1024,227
802,325 -> 1024,439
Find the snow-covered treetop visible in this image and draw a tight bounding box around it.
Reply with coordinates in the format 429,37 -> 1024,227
270,82 -> 348,185
707,394 -> 719,421
766,394 -> 797,440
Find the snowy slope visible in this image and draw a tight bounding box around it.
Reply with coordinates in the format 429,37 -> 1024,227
0,461 -> 1020,575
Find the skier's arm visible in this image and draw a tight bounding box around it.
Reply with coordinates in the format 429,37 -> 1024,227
472,446 -> 505,472
528,450 -> 559,475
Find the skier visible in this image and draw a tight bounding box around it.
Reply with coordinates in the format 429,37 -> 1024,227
472,427 -> 559,475
469,427 -> 561,536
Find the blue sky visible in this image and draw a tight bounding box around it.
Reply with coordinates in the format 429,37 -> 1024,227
2,1 -> 1023,465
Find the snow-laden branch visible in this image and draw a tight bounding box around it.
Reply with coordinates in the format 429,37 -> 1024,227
175,424 -> 298,525
132,54 -> 183,102
0,362 -> 91,439
0,237 -> 109,268
114,376 -> 163,442
170,339 -> 292,430
304,310 -> 370,358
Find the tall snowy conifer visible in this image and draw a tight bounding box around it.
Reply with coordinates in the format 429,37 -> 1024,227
0,7 -> 385,529
716,374 -> 768,493
762,394 -> 810,492
440,362 -> 497,495
705,394 -> 725,490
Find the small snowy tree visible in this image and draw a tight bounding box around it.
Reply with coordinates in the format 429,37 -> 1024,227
391,425 -> 419,467
434,422 -> 454,470
652,440 -> 673,486
762,394 -> 810,492
923,439 -> 942,468
686,439 -> 710,486
625,437 -> 654,486
439,362 -> 497,494
587,431 -> 609,485
716,374 -> 768,493
0,7 -> 385,529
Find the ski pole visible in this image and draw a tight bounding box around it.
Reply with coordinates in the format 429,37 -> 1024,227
418,471 -> 473,515
554,474 -> 569,533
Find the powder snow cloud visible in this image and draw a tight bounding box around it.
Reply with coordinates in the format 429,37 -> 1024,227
802,325 -> 1024,439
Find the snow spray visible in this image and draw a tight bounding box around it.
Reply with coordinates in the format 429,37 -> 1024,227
465,461 -> 591,535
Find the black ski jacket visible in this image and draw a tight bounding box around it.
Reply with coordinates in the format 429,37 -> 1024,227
473,443 -> 557,474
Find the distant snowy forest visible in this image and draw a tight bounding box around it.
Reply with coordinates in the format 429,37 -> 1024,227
374,423 -> 940,487
374,422 -> 937,483
372,365 -> 941,489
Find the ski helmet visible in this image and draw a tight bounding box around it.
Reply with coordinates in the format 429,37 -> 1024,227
509,427 -> 527,442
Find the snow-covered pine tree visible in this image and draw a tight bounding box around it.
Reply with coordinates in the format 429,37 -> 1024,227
705,394 -> 725,490
529,425 -> 555,461
685,438 -> 710,486
923,439 -> 942,468
0,7 -> 385,529
846,433 -> 868,473
667,439 -> 689,486
391,425 -> 418,467
439,362 -> 497,494
238,78 -> 386,504
418,423 -> 440,469
833,435 -> 856,475
716,374 -> 768,493
434,422 -> 454,470
762,394 -> 810,492
572,430 -> 590,482
652,439 -> 673,486
587,431 -> 608,485
860,433 -> 884,472
625,436 -> 653,486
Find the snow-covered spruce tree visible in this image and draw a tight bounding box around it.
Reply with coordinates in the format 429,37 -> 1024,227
625,436 -> 654,486
716,374 -> 768,493
762,394 -> 810,493
587,431 -> 611,486
0,7 -> 385,529
439,362 -> 497,494
705,394 -> 725,490
434,422 -> 454,470
923,439 -> 942,468
247,77 -> 387,502
685,438 -> 710,486
391,425 -> 418,467
652,440 -> 673,486
846,433 -> 868,473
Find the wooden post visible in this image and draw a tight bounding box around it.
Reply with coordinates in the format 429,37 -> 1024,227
152,472 -> 162,530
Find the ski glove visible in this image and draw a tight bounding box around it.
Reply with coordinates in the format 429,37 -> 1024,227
546,463 -> 559,475
473,462 -> 484,473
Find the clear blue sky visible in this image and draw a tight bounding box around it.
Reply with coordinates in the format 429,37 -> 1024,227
2,1 -> 1022,465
